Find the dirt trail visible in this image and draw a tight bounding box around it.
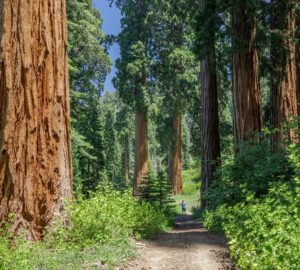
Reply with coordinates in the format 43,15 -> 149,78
125,215 -> 235,270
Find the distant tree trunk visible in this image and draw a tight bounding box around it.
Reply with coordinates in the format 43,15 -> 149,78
232,3 -> 263,142
134,111 -> 148,195
297,44 -> 300,112
0,0 -> 73,240
296,16 -> 300,114
200,51 -> 221,209
124,133 -> 129,185
270,0 -> 298,148
170,113 -> 182,194
198,0 -> 221,209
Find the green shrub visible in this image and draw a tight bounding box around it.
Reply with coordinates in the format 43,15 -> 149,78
203,144 -> 300,270
204,139 -> 290,209
0,184 -> 169,269
0,226 -> 35,270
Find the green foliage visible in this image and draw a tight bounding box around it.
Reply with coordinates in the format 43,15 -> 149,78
204,139 -> 290,209
174,165 -> 200,214
67,0 -> 112,191
0,224 -> 34,270
203,144 -> 300,269
139,170 -> 176,218
112,0 -> 153,115
50,184 -> 168,247
182,117 -> 191,169
0,185 -> 169,269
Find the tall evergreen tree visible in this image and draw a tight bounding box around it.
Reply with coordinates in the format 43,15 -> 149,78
115,102 -> 135,186
67,0 -> 111,191
152,0 -> 198,194
195,0 -> 221,209
112,0 -> 152,195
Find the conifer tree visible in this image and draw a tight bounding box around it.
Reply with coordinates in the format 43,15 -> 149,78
67,0 -> 111,190
112,0 -> 152,195
152,0 -> 198,194
194,0 -> 221,209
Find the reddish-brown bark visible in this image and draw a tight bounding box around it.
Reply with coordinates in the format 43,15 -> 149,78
0,0 -> 73,240
270,0 -> 298,148
200,49 -> 221,209
232,4 -> 263,142
197,0 -> 221,209
134,111 -> 148,195
170,113 -> 182,195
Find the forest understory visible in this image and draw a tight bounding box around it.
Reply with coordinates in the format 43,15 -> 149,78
0,0 -> 300,270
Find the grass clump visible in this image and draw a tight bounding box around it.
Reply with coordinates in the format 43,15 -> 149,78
0,184 -> 169,270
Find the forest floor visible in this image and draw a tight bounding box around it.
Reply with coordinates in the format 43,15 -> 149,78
121,215 -> 235,270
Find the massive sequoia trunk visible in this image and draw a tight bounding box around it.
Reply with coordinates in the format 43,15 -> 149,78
0,0 -> 73,240
200,49 -> 221,209
134,111 -> 148,195
170,113 -> 182,194
270,0 -> 298,148
232,3 -> 263,142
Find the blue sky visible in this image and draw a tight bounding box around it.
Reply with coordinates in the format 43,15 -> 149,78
93,0 -> 121,92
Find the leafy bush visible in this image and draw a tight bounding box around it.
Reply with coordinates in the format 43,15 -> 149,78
203,144 -> 300,270
204,139 -> 290,209
0,184 -> 169,269
139,170 -> 176,219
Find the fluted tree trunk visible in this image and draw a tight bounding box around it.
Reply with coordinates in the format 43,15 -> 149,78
170,113 -> 182,194
199,0 -> 221,209
232,2 -> 263,142
0,0 -> 73,240
134,111 -> 148,195
270,0 -> 298,148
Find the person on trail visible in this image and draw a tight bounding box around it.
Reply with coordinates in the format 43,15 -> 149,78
181,200 -> 187,214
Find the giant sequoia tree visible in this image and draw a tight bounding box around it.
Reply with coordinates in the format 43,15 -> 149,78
195,0 -> 221,208
152,0 -> 198,194
113,0 -> 151,195
162,49 -> 198,194
232,1 -> 263,142
270,0 -> 298,147
0,0 -> 72,240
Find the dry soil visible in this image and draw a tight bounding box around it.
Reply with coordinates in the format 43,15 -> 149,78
123,215 -> 235,270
